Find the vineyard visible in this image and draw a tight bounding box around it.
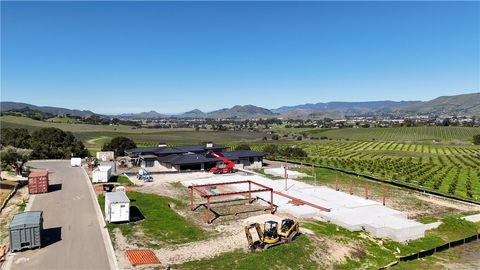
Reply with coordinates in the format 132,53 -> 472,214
303,126 -> 480,142
244,140 -> 480,202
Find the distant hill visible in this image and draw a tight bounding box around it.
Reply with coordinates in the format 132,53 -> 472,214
2,92 -> 478,120
117,110 -> 167,119
177,109 -> 206,118
1,101 -> 96,117
273,100 -> 420,115
206,105 -> 277,119
397,93 -> 480,116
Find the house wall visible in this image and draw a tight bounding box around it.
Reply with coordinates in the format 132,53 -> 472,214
143,160 -> 177,172
246,157 -> 263,169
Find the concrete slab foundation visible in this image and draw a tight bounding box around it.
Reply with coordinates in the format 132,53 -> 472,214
183,174 -> 426,242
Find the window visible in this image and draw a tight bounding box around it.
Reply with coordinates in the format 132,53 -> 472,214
145,159 -> 155,167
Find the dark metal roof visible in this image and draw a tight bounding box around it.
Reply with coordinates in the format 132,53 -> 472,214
126,143 -> 226,155
9,211 -> 43,229
157,150 -> 265,165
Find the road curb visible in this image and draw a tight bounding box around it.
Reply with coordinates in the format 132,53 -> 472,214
81,166 -> 119,270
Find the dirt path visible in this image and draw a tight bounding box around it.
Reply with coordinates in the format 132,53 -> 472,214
414,194 -> 480,212
154,226 -> 245,265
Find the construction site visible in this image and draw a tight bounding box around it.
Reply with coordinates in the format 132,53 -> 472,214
91,147 -> 480,270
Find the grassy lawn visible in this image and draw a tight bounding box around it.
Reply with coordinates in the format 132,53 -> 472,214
384,216 -> 480,257
108,175 -> 134,186
46,116 -> 78,123
98,192 -> 205,248
177,235 -> 318,270
302,217 -> 480,269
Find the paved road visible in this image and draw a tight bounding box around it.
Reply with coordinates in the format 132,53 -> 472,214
9,161 -> 112,270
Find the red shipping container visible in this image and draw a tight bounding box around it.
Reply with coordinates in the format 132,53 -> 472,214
28,171 -> 49,194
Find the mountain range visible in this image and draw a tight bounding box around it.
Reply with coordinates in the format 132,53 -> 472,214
1,92 -> 479,119
0,102 -> 96,117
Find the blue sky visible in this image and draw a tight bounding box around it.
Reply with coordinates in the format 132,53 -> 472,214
1,1 -> 479,114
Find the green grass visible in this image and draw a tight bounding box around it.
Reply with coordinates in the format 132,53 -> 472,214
303,221 -> 396,269
253,169 -> 283,179
46,116 -> 78,123
297,126 -> 480,143
108,175 -> 134,186
416,216 -> 439,224
177,235 -> 318,270
303,218 -> 480,269
98,192 -> 205,248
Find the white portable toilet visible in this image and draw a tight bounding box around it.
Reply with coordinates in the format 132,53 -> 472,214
92,165 -> 112,183
105,192 -> 130,223
70,158 -> 82,167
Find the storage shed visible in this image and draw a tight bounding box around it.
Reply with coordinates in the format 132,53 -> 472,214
92,165 -> 112,183
28,171 -> 49,194
105,192 -> 130,223
9,211 -> 43,252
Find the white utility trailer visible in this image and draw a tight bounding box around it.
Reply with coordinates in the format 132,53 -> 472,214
105,192 -> 130,223
70,158 -> 82,167
92,165 -> 112,183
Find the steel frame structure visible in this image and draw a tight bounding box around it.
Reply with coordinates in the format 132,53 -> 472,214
189,180 -> 274,223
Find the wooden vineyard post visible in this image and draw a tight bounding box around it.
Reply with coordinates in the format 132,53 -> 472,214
349,176 -> 353,195
365,180 -> 369,199
382,183 -> 387,206
335,174 -> 339,191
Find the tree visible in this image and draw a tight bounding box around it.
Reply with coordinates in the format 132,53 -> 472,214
0,146 -> 32,175
280,147 -> 307,158
1,128 -> 31,148
235,144 -> 251,151
474,134 -> 480,145
442,118 -> 451,126
30,127 -> 88,159
102,136 -> 136,156
263,144 -> 279,157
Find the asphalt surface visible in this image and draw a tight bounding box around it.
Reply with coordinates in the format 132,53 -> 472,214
9,160 -> 111,270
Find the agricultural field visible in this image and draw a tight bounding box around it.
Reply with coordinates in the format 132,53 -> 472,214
286,126 -> 480,143
0,116 -> 270,150
246,140 -> 480,203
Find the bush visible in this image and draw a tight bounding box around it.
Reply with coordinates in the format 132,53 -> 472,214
102,136 -> 136,156
280,147 -> 307,158
473,134 -> 480,145
235,144 -> 251,151
263,144 -> 279,157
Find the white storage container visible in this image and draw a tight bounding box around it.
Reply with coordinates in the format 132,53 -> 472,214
70,158 -> 82,167
105,192 -> 130,223
92,165 -> 112,183
96,151 -> 114,162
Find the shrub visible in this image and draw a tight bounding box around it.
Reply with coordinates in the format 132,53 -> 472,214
235,144 -> 251,151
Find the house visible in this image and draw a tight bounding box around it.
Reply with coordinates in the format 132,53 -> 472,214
126,142 -> 264,172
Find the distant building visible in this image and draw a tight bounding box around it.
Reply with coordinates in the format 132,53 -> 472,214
126,142 -> 264,172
